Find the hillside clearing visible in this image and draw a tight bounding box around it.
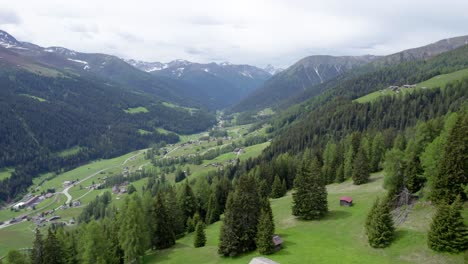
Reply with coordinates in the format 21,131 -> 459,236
355,67 -> 468,103
144,173 -> 464,264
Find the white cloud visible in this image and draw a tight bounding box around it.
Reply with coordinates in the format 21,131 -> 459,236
1,0 -> 467,68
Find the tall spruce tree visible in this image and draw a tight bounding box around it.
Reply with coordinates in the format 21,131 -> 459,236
270,175 -> 285,198
370,132 -> 385,172
218,175 -> 260,256
218,194 -> 239,256
431,114 -> 468,204
194,221 -> 206,248
178,182 -> 198,225
352,145 -> 370,185
428,197 -> 468,252
292,156 -> 328,220
7,250 -> 29,264
206,192 -> 221,224
30,229 -> 44,264
256,199 -> 275,255
365,198 -> 395,248
118,194 -> 150,263
43,229 -> 65,264
165,187 -> 186,237
151,192 -> 176,249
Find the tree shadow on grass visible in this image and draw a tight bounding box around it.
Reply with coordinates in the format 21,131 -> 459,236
323,210 -> 352,221
393,229 -> 410,243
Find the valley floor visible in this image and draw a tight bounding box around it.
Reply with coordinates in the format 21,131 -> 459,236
143,173 -> 465,264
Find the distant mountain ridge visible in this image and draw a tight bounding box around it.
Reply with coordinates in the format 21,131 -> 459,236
231,34 -> 468,113
0,29 -> 272,109
231,54 -> 378,112
125,58 -> 272,109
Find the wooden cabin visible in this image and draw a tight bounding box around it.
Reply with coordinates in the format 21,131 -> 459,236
340,196 -> 353,206
272,235 -> 284,251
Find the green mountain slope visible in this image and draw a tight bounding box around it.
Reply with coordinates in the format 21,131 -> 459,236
0,56 -> 216,202
355,67 -> 468,103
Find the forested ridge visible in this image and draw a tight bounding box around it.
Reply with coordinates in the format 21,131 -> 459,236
2,39 -> 468,264
0,67 -> 216,202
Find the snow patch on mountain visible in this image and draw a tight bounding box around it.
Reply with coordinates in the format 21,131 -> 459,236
67,58 -> 88,65
263,64 -> 283,75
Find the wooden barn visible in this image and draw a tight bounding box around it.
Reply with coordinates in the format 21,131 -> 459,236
340,196 -> 353,206
272,235 -> 284,251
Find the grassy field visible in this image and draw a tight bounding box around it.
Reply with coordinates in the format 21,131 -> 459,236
57,146 -> 82,157
355,68 -> 468,103
124,106 -> 149,114
162,102 -> 197,113
0,167 -> 14,181
0,123 -> 273,258
143,173 -> 464,264
19,94 -> 47,102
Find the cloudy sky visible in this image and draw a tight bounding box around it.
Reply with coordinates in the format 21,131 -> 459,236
1,0 -> 467,68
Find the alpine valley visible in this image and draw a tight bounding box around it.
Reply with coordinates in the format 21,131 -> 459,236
0,25 -> 467,264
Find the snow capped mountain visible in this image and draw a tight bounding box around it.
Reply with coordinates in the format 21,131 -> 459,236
125,58 -> 273,80
0,30 -> 22,49
125,59 -> 167,72
44,46 -> 77,57
264,64 -> 283,75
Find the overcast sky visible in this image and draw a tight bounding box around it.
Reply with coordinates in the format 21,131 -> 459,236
1,0 -> 468,68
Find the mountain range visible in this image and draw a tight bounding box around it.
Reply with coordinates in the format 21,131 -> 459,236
0,30 -> 273,110
231,35 -> 468,113
125,59 -> 273,108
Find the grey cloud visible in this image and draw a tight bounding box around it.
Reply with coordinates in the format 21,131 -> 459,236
0,9 -> 21,25
67,23 -> 99,33
117,32 -> 142,42
185,47 -> 207,55
189,16 -> 225,26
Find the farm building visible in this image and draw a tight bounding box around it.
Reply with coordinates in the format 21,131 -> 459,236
273,235 -> 284,251
340,196 -> 353,206
249,257 -> 279,264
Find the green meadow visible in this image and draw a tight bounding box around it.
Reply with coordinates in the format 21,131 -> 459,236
355,67 -> 468,103
144,173 -> 464,264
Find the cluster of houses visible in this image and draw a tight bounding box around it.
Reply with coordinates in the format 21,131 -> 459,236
63,179 -> 78,187
12,192 -> 55,210
112,182 -> 129,194
386,84 -> 425,93
233,148 -> 245,155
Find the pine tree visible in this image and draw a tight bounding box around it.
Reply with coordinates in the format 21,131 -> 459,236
178,182 -> 198,225
118,194 -> 150,263
428,197 -> 468,252
194,221 -> 206,248
30,229 -> 44,264
206,192 -> 221,224
292,156 -> 328,220
151,192 -> 175,249
431,114 -> 468,204
219,175 -> 260,256
165,187 -> 185,238
365,198 -> 395,248
256,200 -> 275,255
403,151 -> 424,193
352,145 -> 370,185
218,194 -> 239,256
7,250 -> 29,264
343,147 -> 354,179
270,175 -> 285,198
370,132 -> 385,172
43,228 -> 65,264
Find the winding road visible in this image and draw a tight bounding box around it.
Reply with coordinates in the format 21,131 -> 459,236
0,150 -> 146,230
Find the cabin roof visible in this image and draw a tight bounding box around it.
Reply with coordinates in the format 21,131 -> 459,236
340,196 -> 353,203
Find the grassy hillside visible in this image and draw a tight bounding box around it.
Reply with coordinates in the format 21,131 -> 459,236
355,68 -> 468,103
143,173 -> 464,264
